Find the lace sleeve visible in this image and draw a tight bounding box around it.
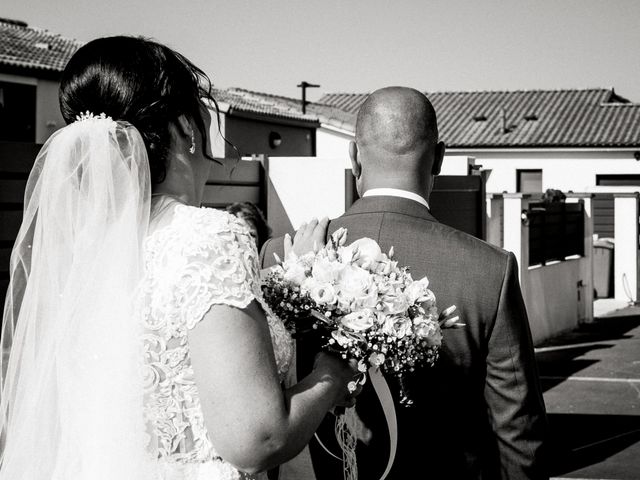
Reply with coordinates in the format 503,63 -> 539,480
171,206 -> 262,330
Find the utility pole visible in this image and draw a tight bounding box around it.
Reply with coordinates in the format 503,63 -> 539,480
297,81 -> 320,114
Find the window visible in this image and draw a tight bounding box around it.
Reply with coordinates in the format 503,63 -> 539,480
517,169 -> 542,193
0,81 -> 36,142
596,174 -> 640,186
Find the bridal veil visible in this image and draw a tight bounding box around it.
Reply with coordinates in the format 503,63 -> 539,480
0,114 -> 157,479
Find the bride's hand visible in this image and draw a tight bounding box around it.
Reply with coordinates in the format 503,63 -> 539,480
284,217 -> 329,257
313,352 -> 363,409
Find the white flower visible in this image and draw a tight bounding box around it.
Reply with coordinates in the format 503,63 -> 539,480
414,317 -> 443,347
350,238 -> 383,269
381,314 -> 412,338
312,257 -> 344,284
337,265 -> 375,299
390,316 -> 413,338
405,277 -> 431,304
381,292 -> 410,315
309,283 -> 338,305
368,352 -> 385,367
341,310 -> 375,332
331,329 -> 351,346
283,262 -> 308,284
331,329 -> 362,346
372,257 -> 396,275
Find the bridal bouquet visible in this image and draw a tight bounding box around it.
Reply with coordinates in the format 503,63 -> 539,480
262,228 -> 461,404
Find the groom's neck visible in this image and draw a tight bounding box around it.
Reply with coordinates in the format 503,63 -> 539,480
362,175 -> 431,202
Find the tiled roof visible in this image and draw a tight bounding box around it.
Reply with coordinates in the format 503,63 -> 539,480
212,87 -> 319,124
319,88 -> 640,149
0,18 -> 82,76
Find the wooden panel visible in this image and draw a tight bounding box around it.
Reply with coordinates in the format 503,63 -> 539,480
0,142 -> 41,173
0,179 -> 27,204
0,279 -> 7,305
0,211 -> 23,242
430,175 -> 486,240
0,247 -> 11,274
527,202 -> 585,265
207,159 -> 262,184
201,185 -> 261,208
592,194 -> 615,238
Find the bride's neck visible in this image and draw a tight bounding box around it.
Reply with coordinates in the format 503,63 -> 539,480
152,154 -> 207,207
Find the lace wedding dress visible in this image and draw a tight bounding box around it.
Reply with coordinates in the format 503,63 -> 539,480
141,198 -> 293,480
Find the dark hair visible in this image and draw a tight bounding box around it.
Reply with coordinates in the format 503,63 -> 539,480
59,36 -> 225,184
225,202 -> 272,251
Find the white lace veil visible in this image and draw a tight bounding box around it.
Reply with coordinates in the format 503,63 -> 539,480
0,115 -> 157,479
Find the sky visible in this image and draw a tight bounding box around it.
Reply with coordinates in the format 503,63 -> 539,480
5,0 -> 640,102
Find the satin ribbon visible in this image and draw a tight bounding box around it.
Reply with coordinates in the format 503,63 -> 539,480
314,367 -> 398,480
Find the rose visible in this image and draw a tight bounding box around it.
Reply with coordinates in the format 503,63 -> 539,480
282,257 -> 308,284
340,238 -> 382,268
381,292 -> 410,315
368,352 -> 386,367
414,317 -> 443,347
392,316 -> 413,338
372,257 -> 397,276
331,328 -> 362,347
309,282 -> 338,305
337,264 -> 375,299
341,309 -> 375,332
382,314 -> 412,338
312,257 -> 344,284
404,277 -> 432,304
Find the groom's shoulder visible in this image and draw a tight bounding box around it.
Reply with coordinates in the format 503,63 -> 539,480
260,235 -> 285,268
432,220 -> 508,259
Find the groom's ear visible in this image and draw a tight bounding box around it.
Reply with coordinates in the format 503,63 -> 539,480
431,141 -> 445,176
349,141 -> 361,179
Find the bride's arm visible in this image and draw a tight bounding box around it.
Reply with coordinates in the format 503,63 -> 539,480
188,300 -> 353,474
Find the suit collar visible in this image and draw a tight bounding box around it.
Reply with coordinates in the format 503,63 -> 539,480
343,196 -> 437,222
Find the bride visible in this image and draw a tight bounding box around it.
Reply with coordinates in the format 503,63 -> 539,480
0,36 -> 359,479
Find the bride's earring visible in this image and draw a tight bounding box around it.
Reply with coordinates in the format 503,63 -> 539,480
189,130 -> 196,155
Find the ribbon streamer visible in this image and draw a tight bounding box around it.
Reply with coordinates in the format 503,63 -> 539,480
315,367 -> 398,480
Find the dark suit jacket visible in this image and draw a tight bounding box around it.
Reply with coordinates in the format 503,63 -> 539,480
261,196 -> 548,480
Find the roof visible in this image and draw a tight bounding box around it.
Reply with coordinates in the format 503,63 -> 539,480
0,18 -> 82,77
212,87 -> 319,125
318,88 -> 640,149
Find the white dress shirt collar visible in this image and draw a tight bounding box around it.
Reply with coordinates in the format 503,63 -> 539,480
362,188 -> 430,209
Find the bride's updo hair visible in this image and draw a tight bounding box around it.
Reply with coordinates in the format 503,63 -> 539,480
59,36 -> 220,183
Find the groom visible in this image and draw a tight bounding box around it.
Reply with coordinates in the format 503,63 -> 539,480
261,86 -> 548,479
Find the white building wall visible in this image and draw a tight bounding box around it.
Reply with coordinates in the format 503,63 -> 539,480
268,156 -> 351,228
450,149 -> 640,193
316,127 -> 351,159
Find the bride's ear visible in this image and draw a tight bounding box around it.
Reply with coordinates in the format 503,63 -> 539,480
175,114 -> 193,138
169,115 -> 194,153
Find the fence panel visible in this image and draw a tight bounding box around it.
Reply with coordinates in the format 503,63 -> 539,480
0,142 -> 41,299
527,202 -> 585,266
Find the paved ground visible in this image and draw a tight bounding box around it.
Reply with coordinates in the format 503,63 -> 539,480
536,303 -> 640,479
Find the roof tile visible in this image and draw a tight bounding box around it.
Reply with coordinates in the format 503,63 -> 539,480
0,19 -> 82,74
317,88 -> 640,148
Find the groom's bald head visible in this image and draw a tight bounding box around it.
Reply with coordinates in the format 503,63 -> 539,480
355,87 -> 439,157
349,87 -> 444,198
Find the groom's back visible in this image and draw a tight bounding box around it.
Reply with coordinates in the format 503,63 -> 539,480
329,197 -> 508,479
